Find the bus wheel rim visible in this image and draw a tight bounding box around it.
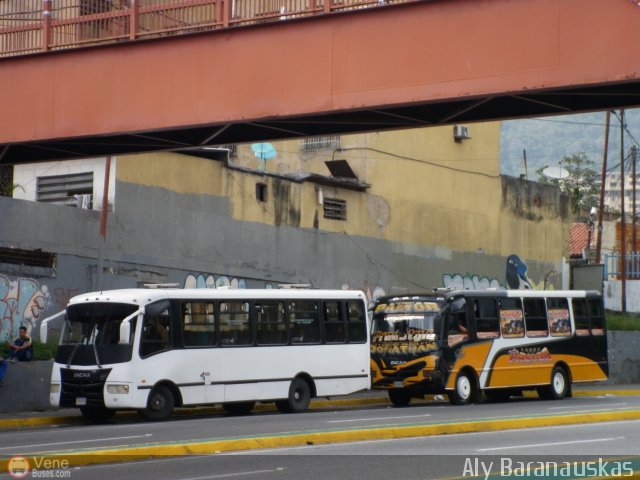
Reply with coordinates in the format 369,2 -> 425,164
457,376 -> 471,399
553,372 -> 565,394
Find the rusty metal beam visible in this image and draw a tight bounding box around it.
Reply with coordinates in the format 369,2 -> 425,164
1,0 -> 640,163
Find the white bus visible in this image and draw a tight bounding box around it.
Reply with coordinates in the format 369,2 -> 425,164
41,287 -> 370,422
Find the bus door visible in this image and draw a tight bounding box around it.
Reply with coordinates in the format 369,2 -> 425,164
443,296 -> 496,391
441,297 -> 471,379
570,296 -> 608,381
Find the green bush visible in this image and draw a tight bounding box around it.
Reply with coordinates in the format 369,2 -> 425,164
32,340 -> 57,361
606,311 -> 640,331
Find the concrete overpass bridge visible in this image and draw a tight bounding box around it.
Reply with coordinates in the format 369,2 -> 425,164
1,0 -> 639,164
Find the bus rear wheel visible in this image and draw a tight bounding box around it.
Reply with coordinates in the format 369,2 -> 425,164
448,371 -> 476,405
538,366 -> 570,400
276,377 -> 311,413
80,406 -> 115,423
388,389 -> 411,407
140,385 -> 175,421
223,401 -> 255,416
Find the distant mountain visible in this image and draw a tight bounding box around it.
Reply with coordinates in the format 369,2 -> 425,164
500,109 -> 640,179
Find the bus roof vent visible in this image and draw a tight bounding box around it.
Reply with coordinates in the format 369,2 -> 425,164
143,283 -> 180,289
278,284 -> 312,289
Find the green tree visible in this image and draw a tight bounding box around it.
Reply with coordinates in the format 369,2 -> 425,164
536,153 -> 600,213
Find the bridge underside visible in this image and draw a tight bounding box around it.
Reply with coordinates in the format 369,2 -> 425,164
1,0 -> 640,164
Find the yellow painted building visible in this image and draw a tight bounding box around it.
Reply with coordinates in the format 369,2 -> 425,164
115,121 -> 569,292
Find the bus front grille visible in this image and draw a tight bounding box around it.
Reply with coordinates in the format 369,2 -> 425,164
59,368 -> 111,408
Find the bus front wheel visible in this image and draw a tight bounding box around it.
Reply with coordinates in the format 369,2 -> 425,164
276,377 -> 311,413
140,385 -> 175,421
448,371 -> 476,405
388,389 -> 411,407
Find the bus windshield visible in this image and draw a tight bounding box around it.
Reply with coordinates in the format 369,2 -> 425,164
371,299 -> 443,353
56,302 -> 139,366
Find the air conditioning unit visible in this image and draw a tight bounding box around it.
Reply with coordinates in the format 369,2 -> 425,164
453,125 -> 471,140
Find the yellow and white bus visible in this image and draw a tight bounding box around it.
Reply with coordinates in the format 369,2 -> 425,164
370,289 -> 608,406
41,287 -> 370,421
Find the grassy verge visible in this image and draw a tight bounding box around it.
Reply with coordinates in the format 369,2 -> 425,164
606,310 -> 640,331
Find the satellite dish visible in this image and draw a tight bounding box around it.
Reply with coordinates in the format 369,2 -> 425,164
251,142 -> 277,160
542,166 -> 570,179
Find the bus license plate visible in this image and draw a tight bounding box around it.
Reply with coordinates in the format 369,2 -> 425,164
394,381 -> 404,388
76,397 -> 87,406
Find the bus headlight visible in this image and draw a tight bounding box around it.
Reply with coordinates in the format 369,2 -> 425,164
107,384 -> 129,394
50,384 -> 60,394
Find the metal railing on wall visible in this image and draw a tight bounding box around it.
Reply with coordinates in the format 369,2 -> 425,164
604,253 -> 640,280
1,0 -> 414,57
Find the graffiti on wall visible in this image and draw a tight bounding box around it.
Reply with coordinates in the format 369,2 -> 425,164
0,275 -> 50,342
443,254 -> 555,291
442,274 -> 504,290
184,274 -> 272,289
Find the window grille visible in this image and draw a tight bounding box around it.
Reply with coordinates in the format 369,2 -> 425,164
36,172 -> 94,207
300,136 -> 341,152
323,198 -> 347,221
0,246 -> 56,268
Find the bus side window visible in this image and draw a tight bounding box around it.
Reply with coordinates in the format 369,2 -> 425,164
572,298 -> 590,336
547,297 -> 570,337
347,300 -> 367,343
323,300 -> 345,343
141,306 -> 172,357
289,300 -> 320,344
219,301 -> 251,346
182,301 -> 216,347
447,298 -> 468,346
500,298 -> 524,338
256,301 -> 286,345
474,298 -> 499,339
523,298 -> 548,337
587,297 -> 606,335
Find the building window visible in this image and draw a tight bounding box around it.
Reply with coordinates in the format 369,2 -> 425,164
0,246 -> 56,269
323,198 -> 347,220
300,136 -> 341,152
36,172 -> 93,208
256,182 -> 268,202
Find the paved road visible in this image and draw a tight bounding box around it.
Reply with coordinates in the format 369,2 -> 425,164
1,388 -> 640,473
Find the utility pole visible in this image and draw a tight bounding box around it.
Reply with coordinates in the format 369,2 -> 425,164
620,110 -> 626,313
596,111 -> 610,264
634,145 -> 638,259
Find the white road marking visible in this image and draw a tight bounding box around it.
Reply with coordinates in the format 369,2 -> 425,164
326,414 -> 431,423
177,468 -> 285,480
0,433 -> 153,451
547,402 -> 627,410
476,437 -> 624,452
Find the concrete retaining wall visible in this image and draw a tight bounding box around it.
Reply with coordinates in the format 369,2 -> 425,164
1,331 -> 638,413
0,360 -> 53,413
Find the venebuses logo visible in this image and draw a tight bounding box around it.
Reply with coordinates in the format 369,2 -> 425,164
7,456 -> 30,479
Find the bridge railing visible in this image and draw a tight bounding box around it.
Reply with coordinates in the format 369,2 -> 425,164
0,0 -> 410,57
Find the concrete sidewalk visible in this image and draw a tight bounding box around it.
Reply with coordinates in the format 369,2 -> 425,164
1,383 -> 639,430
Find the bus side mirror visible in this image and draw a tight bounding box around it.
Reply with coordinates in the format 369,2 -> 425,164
39,310 -> 67,345
119,321 -> 131,345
